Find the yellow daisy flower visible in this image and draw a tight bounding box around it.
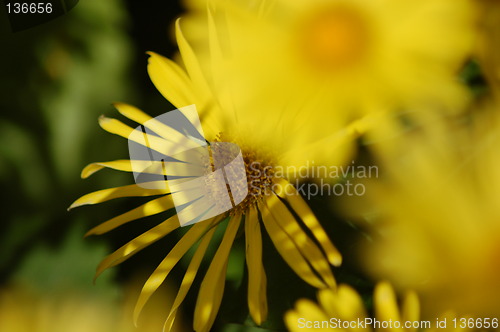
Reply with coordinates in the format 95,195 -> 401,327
184,0 -> 476,124
285,282 -> 473,332
70,21 -> 341,331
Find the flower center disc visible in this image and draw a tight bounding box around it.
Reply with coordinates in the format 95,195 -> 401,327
298,6 -> 369,72
211,133 -> 276,216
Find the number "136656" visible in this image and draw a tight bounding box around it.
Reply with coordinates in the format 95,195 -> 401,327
6,2 -> 53,14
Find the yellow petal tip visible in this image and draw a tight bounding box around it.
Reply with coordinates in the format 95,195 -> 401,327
67,199 -> 82,210
112,101 -> 124,109
98,116 -> 113,130
146,51 -> 158,59
81,163 -> 100,179
331,254 -> 342,267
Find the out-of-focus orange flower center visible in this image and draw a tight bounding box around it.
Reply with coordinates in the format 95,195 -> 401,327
298,6 -> 369,72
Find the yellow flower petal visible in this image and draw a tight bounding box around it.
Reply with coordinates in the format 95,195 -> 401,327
98,116 -> 172,155
134,217 -> 219,325
81,159 -> 202,180
81,159 -> 203,180
81,160 -> 134,178
113,102 -> 152,127
402,290 -> 420,332
175,19 -> 211,106
274,177 -> 342,266
113,102 -> 203,151
95,214 -> 180,281
374,281 -> 401,325
284,310 -> 304,332
331,285 -> 368,332
296,298 -> 330,321
193,214 -> 242,332
288,299 -> 330,332
259,199 -> 325,289
85,195 -> 175,236
175,18 -> 222,139
163,226 -> 216,332
266,192 -> 336,288
69,183 -> 169,209
316,288 -> 338,318
206,5 -> 236,119
147,51 -> 197,109
245,205 -> 268,325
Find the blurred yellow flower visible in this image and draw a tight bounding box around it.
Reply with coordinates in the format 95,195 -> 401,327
285,282 -> 474,332
0,286 -> 186,332
184,0 -> 476,133
70,21 -> 341,332
349,103 -> 500,318
286,282 -> 416,332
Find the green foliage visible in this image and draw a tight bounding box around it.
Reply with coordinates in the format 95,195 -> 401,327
0,0 -> 133,304
12,221 -> 120,300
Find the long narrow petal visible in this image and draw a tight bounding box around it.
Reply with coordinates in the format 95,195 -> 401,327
133,217 -> 220,325
207,5 -> 236,121
193,214 -> 242,332
147,52 -> 197,109
82,159 -> 204,179
81,160 -> 134,178
274,178 -> 342,266
114,102 -> 202,151
176,202 -> 215,227
98,116 -> 171,154
113,102 -> 152,127
163,226 -> 216,332
69,183 -> 169,209
85,195 -> 175,236
265,193 -> 336,288
175,19 -> 212,106
259,200 -> 325,289
95,215 -> 180,280
245,205 -> 268,325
